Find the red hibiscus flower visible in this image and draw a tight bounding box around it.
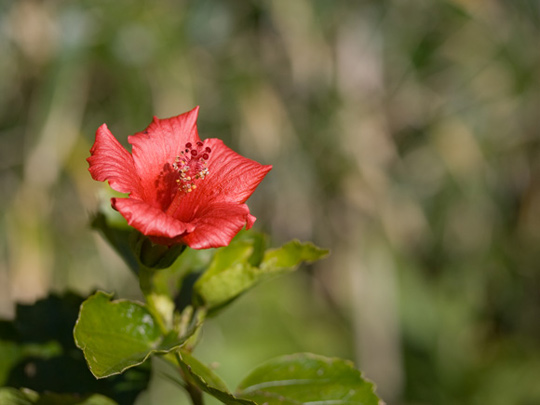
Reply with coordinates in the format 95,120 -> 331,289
87,107 -> 272,249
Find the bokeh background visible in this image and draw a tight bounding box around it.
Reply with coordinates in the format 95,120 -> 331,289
1,0 -> 540,404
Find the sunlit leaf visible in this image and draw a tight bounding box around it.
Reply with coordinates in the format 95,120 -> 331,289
194,238 -> 328,313
236,353 -> 380,405
260,240 -> 329,275
73,291 -> 200,379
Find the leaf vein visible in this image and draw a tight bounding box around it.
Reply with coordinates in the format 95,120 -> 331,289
240,378 -> 332,393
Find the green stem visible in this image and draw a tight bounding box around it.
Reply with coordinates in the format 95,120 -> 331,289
140,266 -> 205,405
139,266 -> 168,334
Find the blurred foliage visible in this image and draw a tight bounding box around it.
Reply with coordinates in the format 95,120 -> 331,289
1,0 -> 539,404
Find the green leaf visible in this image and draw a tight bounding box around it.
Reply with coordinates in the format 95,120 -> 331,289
0,387 -> 118,405
193,240 -> 257,312
236,353 -> 380,405
0,293 -> 151,403
260,240 -> 329,272
194,238 -> 328,313
73,291 -> 200,379
175,351 -> 256,405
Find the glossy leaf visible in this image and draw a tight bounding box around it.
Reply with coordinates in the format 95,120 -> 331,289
74,291 -> 200,379
0,387 -> 117,405
194,238 -> 328,313
175,351 -> 256,405
236,353 -> 380,405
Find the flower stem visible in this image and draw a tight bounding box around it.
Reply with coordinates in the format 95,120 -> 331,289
139,266 -> 169,334
140,266 -> 204,405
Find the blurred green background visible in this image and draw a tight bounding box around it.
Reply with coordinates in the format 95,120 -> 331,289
1,0 -> 540,404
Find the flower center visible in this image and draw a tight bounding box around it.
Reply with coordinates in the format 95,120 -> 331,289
172,141 -> 211,193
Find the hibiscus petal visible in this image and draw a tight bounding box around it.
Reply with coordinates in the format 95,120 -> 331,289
112,197 -> 194,244
128,107 -> 201,210
246,213 -> 256,229
87,124 -> 143,198
181,202 -> 254,249
181,138 -> 272,207
90,107 -> 271,250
